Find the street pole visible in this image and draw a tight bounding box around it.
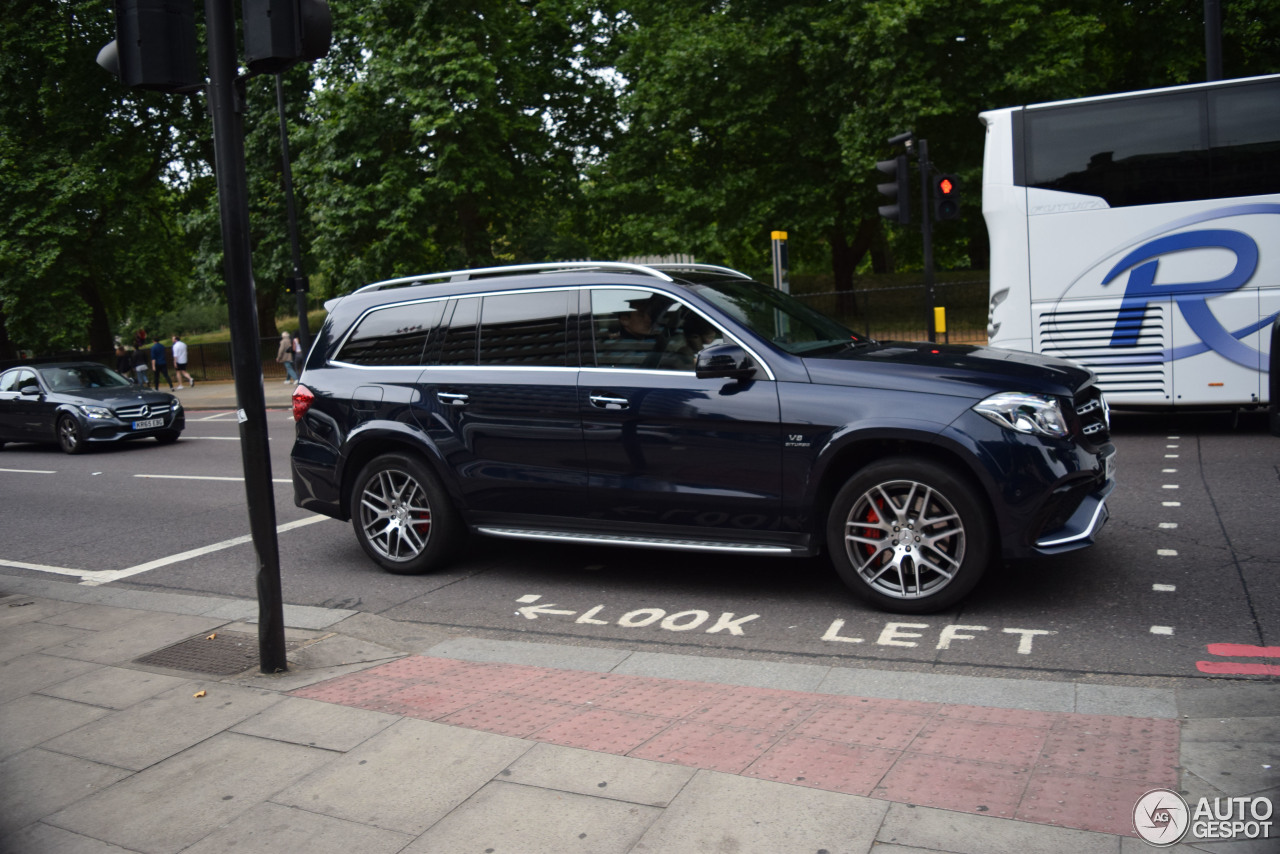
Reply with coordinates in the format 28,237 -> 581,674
275,72 -> 309,352
205,0 -> 288,673
918,139 -> 937,343
1205,0 -> 1223,81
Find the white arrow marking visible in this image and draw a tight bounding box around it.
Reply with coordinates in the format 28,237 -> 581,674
514,595 -> 575,620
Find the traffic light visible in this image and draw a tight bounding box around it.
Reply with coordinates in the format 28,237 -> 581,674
876,155 -> 911,225
243,0 -> 333,75
96,0 -> 200,93
934,174 -> 960,221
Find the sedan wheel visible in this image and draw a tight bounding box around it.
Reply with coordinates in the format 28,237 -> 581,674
827,458 -> 990,613
350,454 -> 461,575
57,415 -> 87,455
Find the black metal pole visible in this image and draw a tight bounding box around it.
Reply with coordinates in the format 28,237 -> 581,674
1205,0 -> 1223,82
205,0 -> 288,673
275,72 -> 309,351
918,138 -> 937,343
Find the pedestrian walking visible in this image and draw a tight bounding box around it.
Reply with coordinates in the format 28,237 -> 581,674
150,336 -> 174,390
171,334 -> 194,389
292,333 -> 305,380
277,332 -> 299,383
132,346 -> 149,387
115,345 -> 133,382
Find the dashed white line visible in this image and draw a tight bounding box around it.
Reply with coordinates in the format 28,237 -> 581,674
1157,549 -> 1178,556
1162,468 -> 1177,473
0,468 -> 56,474
1163,501 -> 1182,507
1159,522 -> 1178,529
1162,484 -> 1180,489
1151,626 -> 1175,635
1153,584 -> 1177,592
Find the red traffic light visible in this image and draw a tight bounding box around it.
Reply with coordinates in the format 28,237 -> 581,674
934,174 -> 960,221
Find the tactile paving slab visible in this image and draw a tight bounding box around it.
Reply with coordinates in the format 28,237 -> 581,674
291,655 -> 1182,837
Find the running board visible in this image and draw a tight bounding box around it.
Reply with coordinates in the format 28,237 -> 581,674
476,527 -> 803,555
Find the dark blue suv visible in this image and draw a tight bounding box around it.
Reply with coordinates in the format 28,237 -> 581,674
290,262 -> 1114,613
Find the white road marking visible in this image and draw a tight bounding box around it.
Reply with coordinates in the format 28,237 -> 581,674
0,559 -> 81,575
180,436 -> 242,440
1162,468 -> 1177,473
1159,522 -> 1178,529
0,468 -> 56,474
1158,549 -> 1178,556
1153,584 -> 1177,592
134,474 -> 292,484
1151,626 -> 1174,635
1163,501 -> 1182,507
1,516 -> 329,586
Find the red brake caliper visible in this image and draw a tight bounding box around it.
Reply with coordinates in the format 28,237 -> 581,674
860,502 -> 882,556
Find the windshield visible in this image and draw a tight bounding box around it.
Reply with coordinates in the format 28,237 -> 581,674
688,278 -> 872,355
39,365 -> 132,391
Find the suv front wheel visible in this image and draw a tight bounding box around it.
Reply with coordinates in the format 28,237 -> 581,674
350,453 -> 462,575
827,458 -> 991,613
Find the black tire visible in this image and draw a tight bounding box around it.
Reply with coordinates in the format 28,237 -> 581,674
827,457 -> 991,613
155,430 -> 181,445
349,453 -> 462,575
57,415 -> 87,455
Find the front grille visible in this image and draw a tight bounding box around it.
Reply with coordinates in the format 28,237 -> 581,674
116,403 -> 156,419
1038,304 -> 1170,400
1073,386 -> 1110,444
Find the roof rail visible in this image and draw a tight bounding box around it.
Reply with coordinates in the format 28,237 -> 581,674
351,261 -> 678,295
648,262 -> 753,280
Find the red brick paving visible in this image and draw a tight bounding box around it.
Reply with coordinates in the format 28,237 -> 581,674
292,655 -> 1181,838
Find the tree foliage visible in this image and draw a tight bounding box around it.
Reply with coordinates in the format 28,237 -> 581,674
0,0 -> 199,357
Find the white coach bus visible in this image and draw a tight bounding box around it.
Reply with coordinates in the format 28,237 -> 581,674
982,74 -> 1279,410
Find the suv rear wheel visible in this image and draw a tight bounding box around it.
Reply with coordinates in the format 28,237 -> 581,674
350,453 -> 462,575
827,458 -> 990,613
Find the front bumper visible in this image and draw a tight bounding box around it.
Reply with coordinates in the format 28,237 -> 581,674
85,409 -> 184,442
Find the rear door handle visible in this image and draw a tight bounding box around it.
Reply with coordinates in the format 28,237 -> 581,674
437,392 -> 469,406
589,393 -> 629,410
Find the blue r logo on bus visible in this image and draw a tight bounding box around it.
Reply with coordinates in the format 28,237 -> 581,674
1102,229 -> 1273,369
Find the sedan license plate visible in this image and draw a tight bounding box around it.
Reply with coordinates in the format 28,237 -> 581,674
1103,451 -> 1116,481
133,417 -> 164,430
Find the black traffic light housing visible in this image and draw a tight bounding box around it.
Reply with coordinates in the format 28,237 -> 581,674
934,174 -> 960,221
97,0 -> 201,93
243,0 -> 333,75
876,155 -> 911,225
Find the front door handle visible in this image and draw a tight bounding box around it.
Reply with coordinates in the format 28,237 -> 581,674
589,393 -> 629,410
437,392 -> 469,406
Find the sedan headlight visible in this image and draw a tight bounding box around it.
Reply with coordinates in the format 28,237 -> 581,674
171,399 -> 182,412
79,405 -> 113,420
974,392 -> 1069,438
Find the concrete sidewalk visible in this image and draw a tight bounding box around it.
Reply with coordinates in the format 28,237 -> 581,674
170,378 -> 296,412
1,574 -> 1276,854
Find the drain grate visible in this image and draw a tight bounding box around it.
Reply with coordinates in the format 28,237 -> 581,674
135,630 -> 301,675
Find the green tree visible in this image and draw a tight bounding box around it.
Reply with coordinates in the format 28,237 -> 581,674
0,0 -> 198,357
587,0 -> 1278,287
296,0 -> 620,295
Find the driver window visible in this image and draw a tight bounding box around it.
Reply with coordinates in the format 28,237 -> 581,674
589,289 -> 723,371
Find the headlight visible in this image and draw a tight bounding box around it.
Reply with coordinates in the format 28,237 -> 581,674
171,399 -> 182,412
79,405 -> 113,420
974,392 -> 1069,438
